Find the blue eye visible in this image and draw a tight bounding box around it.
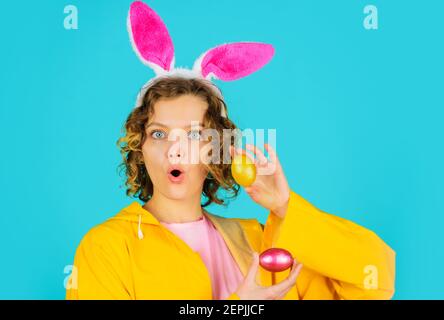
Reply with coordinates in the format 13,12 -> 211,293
188,130 -> 202,141
151,130 -> 166,139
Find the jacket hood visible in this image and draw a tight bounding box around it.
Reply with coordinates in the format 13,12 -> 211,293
110,201 -> 160,226
106,201 -> 256,278
109,201 -> 220,240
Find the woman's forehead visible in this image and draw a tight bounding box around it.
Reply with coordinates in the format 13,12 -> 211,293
146,120 -> 204,130
148,95 -> 208,128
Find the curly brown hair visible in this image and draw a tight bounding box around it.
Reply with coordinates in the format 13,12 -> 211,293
116,76 -> 241,207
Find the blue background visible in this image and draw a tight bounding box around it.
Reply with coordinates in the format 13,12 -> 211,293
1,0 -> 443,299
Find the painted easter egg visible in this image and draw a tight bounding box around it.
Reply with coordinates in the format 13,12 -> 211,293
231,154 -> 256,187
259,248 -> 293,272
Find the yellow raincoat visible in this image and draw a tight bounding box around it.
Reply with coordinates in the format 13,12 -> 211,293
65,190 -> 396,300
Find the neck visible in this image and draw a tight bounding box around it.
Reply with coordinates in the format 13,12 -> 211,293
143,189 -> 204,223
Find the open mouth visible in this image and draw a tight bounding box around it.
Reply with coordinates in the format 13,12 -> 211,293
170,169 -> 182,177
167,167 -> 185,183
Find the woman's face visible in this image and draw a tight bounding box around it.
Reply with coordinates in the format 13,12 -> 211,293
141,94 -> 210,200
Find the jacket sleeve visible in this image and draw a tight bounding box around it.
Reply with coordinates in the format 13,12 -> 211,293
261,189 -> 396,300
65,226 -> 134,300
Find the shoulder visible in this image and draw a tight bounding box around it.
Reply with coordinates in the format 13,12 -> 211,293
75,214 -> 134,258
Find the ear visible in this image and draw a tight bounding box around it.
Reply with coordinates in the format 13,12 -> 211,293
127,1 -> 175,74
193,42 -> 274,81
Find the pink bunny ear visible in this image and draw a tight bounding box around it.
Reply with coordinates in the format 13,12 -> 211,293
128,1 -> 174,73
194,42 -> 275,81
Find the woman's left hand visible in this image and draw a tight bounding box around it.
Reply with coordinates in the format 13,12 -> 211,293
230,143 -> 290,219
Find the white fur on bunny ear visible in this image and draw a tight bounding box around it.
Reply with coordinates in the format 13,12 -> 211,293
127,1 -> 175,75
192,42 -> 274,81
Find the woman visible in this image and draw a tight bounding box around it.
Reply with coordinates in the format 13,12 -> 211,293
65,76 -> 395,300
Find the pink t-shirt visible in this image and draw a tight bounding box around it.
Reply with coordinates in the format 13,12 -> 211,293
160,214 -> 244,300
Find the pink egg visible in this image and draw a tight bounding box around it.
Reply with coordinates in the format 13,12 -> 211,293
259,248 -> 293,272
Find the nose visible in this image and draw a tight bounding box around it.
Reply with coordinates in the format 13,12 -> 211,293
167,140 -> 186,163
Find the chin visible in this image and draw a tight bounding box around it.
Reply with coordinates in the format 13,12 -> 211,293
164,185 -> 190,200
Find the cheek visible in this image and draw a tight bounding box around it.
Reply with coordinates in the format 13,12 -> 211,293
195,141 -> 213,165
185,158 -> 208,181
185,167 -> 208,191
142,141 -> 164,171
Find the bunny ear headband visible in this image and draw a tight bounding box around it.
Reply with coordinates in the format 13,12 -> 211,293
127,1 -> 275,117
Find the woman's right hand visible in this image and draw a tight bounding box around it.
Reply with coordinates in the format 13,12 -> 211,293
235,252 -> 303,300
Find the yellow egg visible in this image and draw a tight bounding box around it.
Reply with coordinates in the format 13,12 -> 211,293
231,154 -> 256,187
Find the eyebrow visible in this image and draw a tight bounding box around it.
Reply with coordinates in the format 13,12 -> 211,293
145,122 -> 204,129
